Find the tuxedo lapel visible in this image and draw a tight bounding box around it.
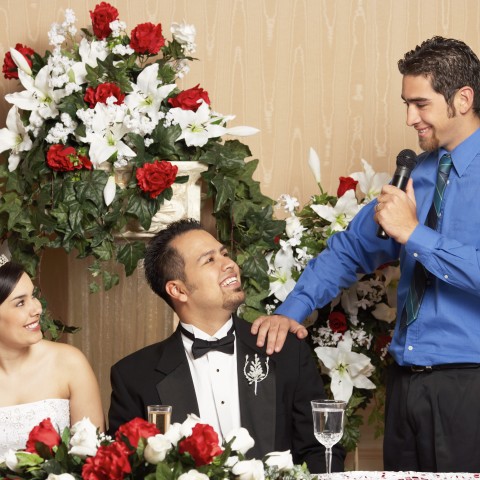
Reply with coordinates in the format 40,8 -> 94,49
235,318 -> 276,459
155,329 -> 200,423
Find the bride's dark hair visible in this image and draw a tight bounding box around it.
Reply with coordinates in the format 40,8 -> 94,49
0,262 -> 26,305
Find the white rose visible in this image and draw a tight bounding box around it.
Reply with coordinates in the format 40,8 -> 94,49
264,450 -> 294,471
178,469 -> 209,480
231,459 -> 265,480
170,22 -> 196,45
4,449 -> 20,472
224,427 -> 255,455
164,422 -> 183,445
69,417 -> 98,457
180,413 -> 202,438
144,434 -> 172,464
46,474 -> 76,480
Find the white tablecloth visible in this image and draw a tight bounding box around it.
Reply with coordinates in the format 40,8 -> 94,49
316,472 -> 480,480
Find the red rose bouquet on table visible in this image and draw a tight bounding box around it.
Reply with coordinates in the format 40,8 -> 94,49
0,415 -> 312,480
0,2 -> 259,301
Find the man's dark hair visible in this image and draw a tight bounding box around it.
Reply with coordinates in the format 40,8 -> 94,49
144,218 -> 204,309
0,261 -> 26,305
398,36 -> 480,117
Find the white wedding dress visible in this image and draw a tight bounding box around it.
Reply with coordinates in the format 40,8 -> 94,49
0,399 -> 70,456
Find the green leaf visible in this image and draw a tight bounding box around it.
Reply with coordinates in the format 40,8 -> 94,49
16,451 -> 44,467
154,462 -> 175,480
211,175 -> 237,212
92,241 -> 115,261
150,124 -> 182,158
74,170 -> 109,207
125,194 -> 160,230
103,271 -> 120,291
116,241 -> 146,276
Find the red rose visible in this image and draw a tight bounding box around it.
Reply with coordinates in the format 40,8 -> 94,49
136,160 -> 178,199
115,417 -> 159,451
168,84 -> 211,112
46,144 -> 93,172
337,176 -> 358,197
84,83 -> 125,108
90,2 -> 119,39
328,311 -> 348,334
25,418 -> 61,455
375,334 -> 392,354
178,423 -> 223,467
130,22 -> 165,55
2,43 -> 35,79
82,441 -> 131,480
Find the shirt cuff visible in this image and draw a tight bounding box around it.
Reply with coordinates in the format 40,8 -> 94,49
274,298 -> 310,323
405,224 -> 441,260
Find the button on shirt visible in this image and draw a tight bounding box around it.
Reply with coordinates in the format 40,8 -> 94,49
180,319 -> 241,440
276,127 -> 480,366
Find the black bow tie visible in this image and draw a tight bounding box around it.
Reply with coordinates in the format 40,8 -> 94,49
179,324 -> 235,359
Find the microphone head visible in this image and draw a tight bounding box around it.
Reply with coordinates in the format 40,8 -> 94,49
396,149 -> 417,169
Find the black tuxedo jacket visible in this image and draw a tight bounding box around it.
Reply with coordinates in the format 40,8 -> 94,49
108,316 -> 344,473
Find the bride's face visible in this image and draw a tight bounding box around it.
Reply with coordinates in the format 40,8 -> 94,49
0,273 -> 42,349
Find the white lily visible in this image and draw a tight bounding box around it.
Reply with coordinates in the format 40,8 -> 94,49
103,175 -> 116,206
9,47 -> 32,75
350,159 -> 391,201
224,125 -> 260,136
0,106 -> 33,171
267,248 -> 296,302
308,147 -> 321,184
381,265 -> 400,308
314,331 -> 375,402
125,63 -> 176,122
311,189 -> 362,231
170,101 -> 227,147
372,303 -> 397,323
5,66 -> 67,127
80,103 -> 135,167
69,38 -> 109,85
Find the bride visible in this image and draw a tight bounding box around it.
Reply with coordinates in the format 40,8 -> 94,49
0,256 -> 104,455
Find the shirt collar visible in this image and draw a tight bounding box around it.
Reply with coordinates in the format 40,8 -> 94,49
180,317 -> 234,341
443,127 -> 480,177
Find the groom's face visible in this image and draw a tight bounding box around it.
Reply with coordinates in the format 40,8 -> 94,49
171,229 -> 245,314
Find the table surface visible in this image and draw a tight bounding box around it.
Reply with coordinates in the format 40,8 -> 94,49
316,472 -> 480,480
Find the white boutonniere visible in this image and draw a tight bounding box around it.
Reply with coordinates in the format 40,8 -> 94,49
243,354 -> 269,395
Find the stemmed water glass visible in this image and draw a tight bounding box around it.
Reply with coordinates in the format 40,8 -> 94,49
311,399 -> 346,477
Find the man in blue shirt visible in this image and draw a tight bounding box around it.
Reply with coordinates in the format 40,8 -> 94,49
251,37 -> 480,472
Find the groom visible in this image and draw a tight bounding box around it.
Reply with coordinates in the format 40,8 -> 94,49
108,219 -> 344,473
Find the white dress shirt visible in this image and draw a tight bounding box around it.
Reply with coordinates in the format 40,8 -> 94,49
180,318 -> 241,441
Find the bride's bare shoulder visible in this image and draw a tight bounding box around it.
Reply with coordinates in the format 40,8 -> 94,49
36,340 -> 90,366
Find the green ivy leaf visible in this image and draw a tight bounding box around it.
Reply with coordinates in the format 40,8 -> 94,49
103,271 -> 120,291
116,241 -> 146,276
150,124 -> 182,159
125,194 -> 160,230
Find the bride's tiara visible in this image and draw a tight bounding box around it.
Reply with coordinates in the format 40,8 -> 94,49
0,254 -> 10,268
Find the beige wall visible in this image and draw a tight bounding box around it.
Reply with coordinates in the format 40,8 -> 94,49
2,0 -> 480,470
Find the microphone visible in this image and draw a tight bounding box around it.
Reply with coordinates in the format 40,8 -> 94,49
376,149 -> 417,240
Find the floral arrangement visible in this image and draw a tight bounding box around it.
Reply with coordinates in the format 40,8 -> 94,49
0,415 -> 311,480
261,149 -> 398,451
0,2 -> 276,303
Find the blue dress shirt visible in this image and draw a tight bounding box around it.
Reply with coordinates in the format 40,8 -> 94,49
276,128 -> 480,366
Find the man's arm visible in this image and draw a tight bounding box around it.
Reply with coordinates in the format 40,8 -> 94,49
251,201 -> 399,353
108,363 -> 145,435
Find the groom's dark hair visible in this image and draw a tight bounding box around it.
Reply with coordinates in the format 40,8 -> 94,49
144,218 -> 204,309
